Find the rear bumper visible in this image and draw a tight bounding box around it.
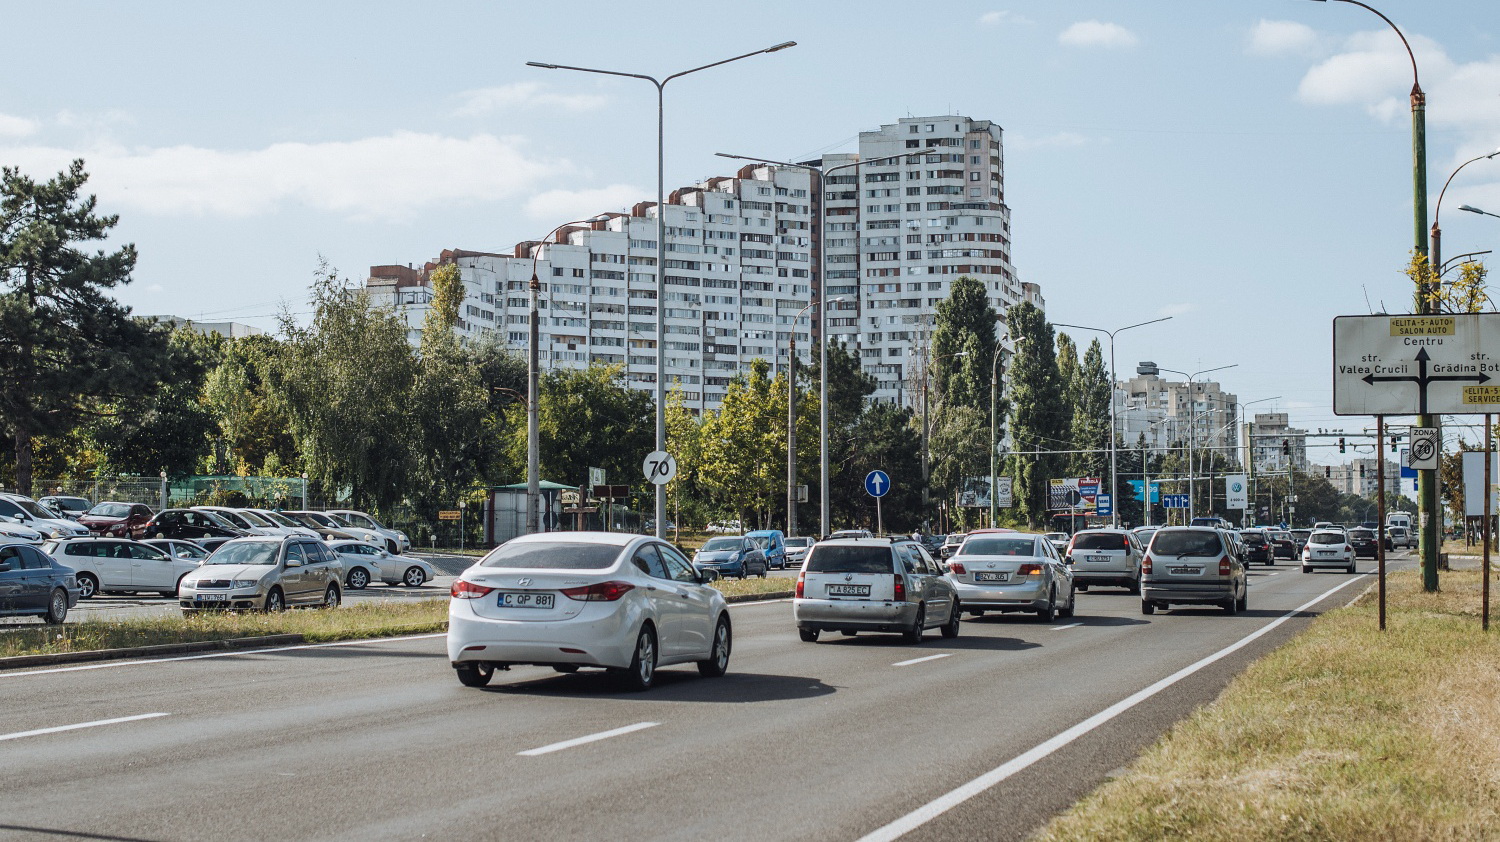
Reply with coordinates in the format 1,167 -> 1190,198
1302,557 -> 1353,569
793,598 -> 917,631
1141,582 -> 1233,605
446,605 -> 635,669
951,580 -> 1048,611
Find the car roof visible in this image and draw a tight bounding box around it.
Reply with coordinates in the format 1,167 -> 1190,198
506,531 -> 641,547
1074,528 -> 1128,535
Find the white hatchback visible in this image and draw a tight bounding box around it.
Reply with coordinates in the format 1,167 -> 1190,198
447,532 -> 732,691
1302,530 -> 1356,574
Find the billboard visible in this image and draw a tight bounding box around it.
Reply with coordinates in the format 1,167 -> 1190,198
1048,477 -> 1101,511
1225,474 -> 1249,509
958,476 -> 1013,508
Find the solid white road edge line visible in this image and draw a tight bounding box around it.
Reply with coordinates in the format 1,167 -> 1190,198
729,598 -> 791,607
0,633 -> 448,679
853,574 -> 1365,842
517,721 -> 660,757
1049,623 -> 1084,631
0,712 -> 171,742
893,653 -> 952,667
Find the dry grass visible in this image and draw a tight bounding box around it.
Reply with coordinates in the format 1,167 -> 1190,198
710,576 -> 794,599
1033,569 -> 1500,842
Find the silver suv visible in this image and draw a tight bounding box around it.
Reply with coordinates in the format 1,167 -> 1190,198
1067,528 -> 1143,593
1141,527 -> 1247,615
178,536 -> 344,612
794,539 -> 959,642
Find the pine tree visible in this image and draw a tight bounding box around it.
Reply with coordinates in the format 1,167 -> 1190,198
1004,301 -> 1068,528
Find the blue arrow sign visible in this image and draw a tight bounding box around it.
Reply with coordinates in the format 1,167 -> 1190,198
1095,493 -> 1113,517
864,470 -> 891,498
1163,493 -> 1190,509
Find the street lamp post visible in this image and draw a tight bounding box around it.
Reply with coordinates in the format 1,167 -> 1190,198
1460,204 -> 1500,221
988,335 -> 1022,528
786,298 -> 844,537
717,149 -> 929,537
1053,318 -> 1172,528
1141,362 -> 1237,518
1431,149 -> 1500,297
531,41 -> 796,540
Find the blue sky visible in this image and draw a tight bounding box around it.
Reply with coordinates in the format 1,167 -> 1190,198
2,1 -> 1497,463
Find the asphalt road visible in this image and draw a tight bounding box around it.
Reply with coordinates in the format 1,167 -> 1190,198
0,553 -> 1408,842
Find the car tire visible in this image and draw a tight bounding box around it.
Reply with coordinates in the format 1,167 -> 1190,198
1347,562 -> 1356,574
1141,600 -> 1155,615
940,602 -> 961,638
403,566 -> 426,587
698,616 -> 732,677
1236,585 -> 1248,612
1059,587 -> 1076,619
76,574 -> 98,600
1037,588 -> 1057,623
1128,576 -> 1141,595
455,663 -> 494,687
799,628 -> 820,642
347,568 -> 369,590
1076,583 -> 1089,592
969,609 -> 986,618
163,573 -> 189,600
323,584 -> 341,609
43,588 -> 68,624
265,588 -> 285,613
1223,594 -> 1239,615
904,605 -> 926,643
1301,565 -> 1310,574
616,625 -> 657,691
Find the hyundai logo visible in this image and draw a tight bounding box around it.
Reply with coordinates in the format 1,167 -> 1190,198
517,577 -> 532,586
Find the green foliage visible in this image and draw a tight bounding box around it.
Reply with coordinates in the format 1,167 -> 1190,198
500,362 -> 654,495
698,359 -> 819,529
1004,301 -> 1068,527
88,328 -> 220,477
425,263 -> 465,332
930,276 -> 998,413
203,334 -> 298,475
1071,339 -> 1112,481
841,401 -> 923,533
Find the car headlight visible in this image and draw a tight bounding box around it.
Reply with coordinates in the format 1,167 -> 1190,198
397,531 -> 408,541
232,578 -> 262,588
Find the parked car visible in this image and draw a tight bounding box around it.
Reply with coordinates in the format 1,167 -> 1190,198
38,495 -> 92,520
795,537 -> 960,641
1302,529 -> 1356,574
283,510 -> 375,545
446,532 -> 732,690
1066,528 -> 1143,593
1347,527 -> 1379,559
328,509 -> 410,554
828,528 -> 873,540
178,536 -> 344,612
1239,529 -> 1275,566
946,531 -> 1075,621
241,508 -> 321,539
0,493 -> 91,539
745,529 -> 788,569
1267,530 -> 1297,560
194,506 -> 281,536
692,536 -> 768,579
327,539 -> 432,588
140,538 -> 210,563
78,501 -> 155,538
705,520 -> 743,534
1141,527 -> 1247,615
939,533 -> 966,559
0,540 -> 79,623
144,509 -> 248,543
784,536 -> 815,568
41,537 -> 203,599
0,519 -> 46,544
1387,526 -> 1414,550
1043,532 -> 1071,555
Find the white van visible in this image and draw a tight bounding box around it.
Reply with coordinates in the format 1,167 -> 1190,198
1386,513 -> 1412,532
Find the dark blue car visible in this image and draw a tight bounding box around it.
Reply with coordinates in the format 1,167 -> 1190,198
0,540 -> 80,623
692,536 -> 768,579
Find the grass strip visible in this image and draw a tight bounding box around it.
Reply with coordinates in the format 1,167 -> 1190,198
1033,569 -> 1500,841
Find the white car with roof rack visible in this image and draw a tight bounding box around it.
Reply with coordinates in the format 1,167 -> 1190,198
793,537 -> 960,642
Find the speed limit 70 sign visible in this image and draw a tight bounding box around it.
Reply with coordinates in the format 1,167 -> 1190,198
1407,427 -> 1438,471
643,450 -> 677,485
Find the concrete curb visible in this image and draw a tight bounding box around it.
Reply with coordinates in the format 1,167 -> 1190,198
0,633 -> 306,671
724,591 -> 793,603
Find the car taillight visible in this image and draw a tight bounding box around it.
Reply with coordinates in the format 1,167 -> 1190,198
451,579 -> 494,599
560,581 -> 635,601
795,571 -> 805,598
894,574 -> 906,601
1142,554 -> 1152,574
1066,537 -> 1076,554
949,561 -> 966,574
1018,563 -> 1042,576
1219,557 -> 1231,576
1122,536 -> 1131,550
1345,545 -> 1353,554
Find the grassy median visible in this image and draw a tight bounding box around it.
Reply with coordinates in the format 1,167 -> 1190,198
1034,569 -> 1500,841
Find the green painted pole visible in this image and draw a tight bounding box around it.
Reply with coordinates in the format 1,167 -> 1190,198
1412,86 -> 1440,592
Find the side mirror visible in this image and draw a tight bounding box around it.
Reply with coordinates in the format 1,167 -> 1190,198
0,561 -> 11,572
698,569 -> 720,583
286,558 -> 303,568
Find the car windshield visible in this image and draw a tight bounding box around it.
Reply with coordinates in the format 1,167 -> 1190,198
257,511 -> 299,527
87,503 -> 133,519
785,538 -> 813,548
1151,531 -> 1223,557
479,541 -> 621,570
1072,533 -> 1126,551
339,512 -> 382,529
1309,531 -> 1345,545
959,537 -> 1037,556
1349,530 -> 1374,540
748,536 -> 773,549
806,545 -> 893,574
204,543 -> 280,565
237,511 -> 274,527
1044,533 -> 1068,542
295,512 -> 336,527
701,538 -> 742,552
13,498 -> 58,518
52,497 -> 89,509
209,510 -> 250,528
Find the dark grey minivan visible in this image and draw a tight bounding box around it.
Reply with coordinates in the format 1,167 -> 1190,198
1140,527 -> 1247,615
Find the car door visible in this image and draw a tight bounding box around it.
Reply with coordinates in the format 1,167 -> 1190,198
0,545 -> 25,612
127,543 -> 175,590
629,543 -> 688,658
301,542 -> 336,599
658,542 -> 713,657
280,543 -> 311,603
95,542 -> 137,590
18,546 -> 57,611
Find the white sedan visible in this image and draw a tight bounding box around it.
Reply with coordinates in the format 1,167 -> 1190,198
328,540 -> 432,588
447,532 -> 732,690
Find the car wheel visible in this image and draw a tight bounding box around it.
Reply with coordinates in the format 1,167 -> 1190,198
1141,600 -> 1156,615
1128,575 -> 1141,595
940,601 -> 961,638
1223,593 -> 1239,615
1301,565 -> 1310,573
1076,583 -> 1089,592
43,588 -> 68,624
323,584 -> 341,609
163,573 -> 189,600
265,588 -> 285,613
455,663 -> 494,687
799,628 -> 820,642
76,574 -> 98,600
1059,587 -> 1076,619
1347,562 -> 1356,574
403,566 -> 426,587
968,609 -> 986,618
698,616 -> 732,677
347,568 -> 369,590
616,625 -> 657,691
1037,588 -> 1056,623
1236,584 -> 1248,612
903,605 -> 926,643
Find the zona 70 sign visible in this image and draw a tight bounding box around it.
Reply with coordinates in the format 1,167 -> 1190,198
1333,314 -> 1500,415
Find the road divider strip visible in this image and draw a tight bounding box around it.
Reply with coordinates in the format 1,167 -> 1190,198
854,574 -> 1366,842
0,633 -> 447,679
893,653 -> 952,667
517,721 -> 659,756
0,712 -> 171,743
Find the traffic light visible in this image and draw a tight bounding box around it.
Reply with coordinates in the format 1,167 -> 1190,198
1325,466 -> 1332,478
1338,437 -> 1346,453
1391,434 -> 1401,448
1359,464 -> 1366,478
1282,439 -> 1291,456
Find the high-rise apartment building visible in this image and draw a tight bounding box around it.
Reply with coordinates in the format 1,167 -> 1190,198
1115,374 -> 1240,462
363,115 -> 1038,411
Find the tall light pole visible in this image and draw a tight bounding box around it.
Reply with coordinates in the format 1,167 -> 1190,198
1461,204 -> 1500,221
717,148 -> 929,536
1431,149 -> 1500,292
531,41 -> 796,539
1303,0 -> 1439,590
989,335 -> 1023,527
1141,362 -> 1237,518
786,297 -> 844,537
1053,317 -> 1172,527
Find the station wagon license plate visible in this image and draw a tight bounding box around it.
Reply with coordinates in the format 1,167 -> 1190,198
974,572 -> 1010,583
826,584 -> 870,596
195,593 -> 228,601
498,592 -> 554,609
1086,555 -> 1110,562
1169,566 -> 1202,575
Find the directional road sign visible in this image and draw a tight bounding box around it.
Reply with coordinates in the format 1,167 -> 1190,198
1162,493 -> 1190,509
1095,493 -> 1113,517
864,470 -> 891,498
1334,314 -> 1500,415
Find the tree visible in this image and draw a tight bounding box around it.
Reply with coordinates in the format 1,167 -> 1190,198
1004,301 -> 1068,527
203,334 -> 297,475
930,276 -> 998,413
1071,339 -> 1112,481
89,328 -> 219,477
0,160 -> 171,494
698,359 -> 818,529
843,402 -> 923,533
808,342 -> 877,529
929,404 -> 990,530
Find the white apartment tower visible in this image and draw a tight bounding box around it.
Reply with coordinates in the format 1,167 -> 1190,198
364,115 -> 1038,410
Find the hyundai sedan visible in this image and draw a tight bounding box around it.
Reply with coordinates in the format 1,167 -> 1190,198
447,533 -> 732,691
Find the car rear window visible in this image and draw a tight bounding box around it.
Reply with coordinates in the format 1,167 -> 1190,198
958,537 -> 1037,556
479,541 -> 622,570
1150,530 -> 1223,557
1349,530 -> 1374,539
1309,531 -> 1345,545
1242,532 -> 1268,544
1071,533 -> 1127,551
806,545 -> 893,574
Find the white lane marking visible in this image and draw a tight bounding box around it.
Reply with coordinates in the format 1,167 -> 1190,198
517,721 -> 659,757
0,632 -> 448,679
854,575 -> 1364,842
893,653 -> 952,667
0,712 -> 170,743
1049,623 -> 1083,631
728,597 -> 792,607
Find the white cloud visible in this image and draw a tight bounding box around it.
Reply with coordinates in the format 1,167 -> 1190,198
0,132 -> 572,222
523,184 -> 646,222
1008,131 -> 1089,151
1158,302 -> 1195,318
1247,19 -> 1318,56
453,82 -> 608,117
1059,20 -> 1138,49
979,11 -> 1032,27
0,113 -> 38,137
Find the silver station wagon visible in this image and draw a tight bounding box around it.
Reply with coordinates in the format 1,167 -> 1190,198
793,538 -> 959,642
